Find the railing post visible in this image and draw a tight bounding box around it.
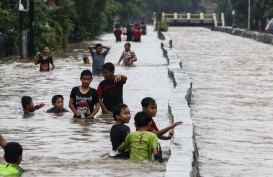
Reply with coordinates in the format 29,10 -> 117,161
221,13 -> 225,27
174,12 -> 177,25
187,13 -> 191,20
213,13 -> 217,27
153,12 -> 157,29
162,12 -> 165,22
174,13 -> 177,20
200,13 -> 204,24
187,13 -> 191,24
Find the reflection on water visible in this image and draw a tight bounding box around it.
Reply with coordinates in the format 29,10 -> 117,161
0,26 -> 173,176
169,27 -> 273,177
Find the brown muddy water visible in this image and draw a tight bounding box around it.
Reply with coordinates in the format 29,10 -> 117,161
168,27 -> 273,177
0,26 -> 174,176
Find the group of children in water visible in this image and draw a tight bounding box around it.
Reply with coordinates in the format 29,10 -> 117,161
0,39 -> 182,175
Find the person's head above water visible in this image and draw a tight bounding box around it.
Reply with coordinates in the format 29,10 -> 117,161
102,62 -> 115,80
95,43 -> 102,54
141,97 -> 157,117
4,142 -> 23,165
124,43 -> 131,51
134,111 -> 153,129
113,103 -> 131,123
21,96 -> 34,112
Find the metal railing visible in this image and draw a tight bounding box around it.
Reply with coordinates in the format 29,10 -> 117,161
161,13 -> 225,27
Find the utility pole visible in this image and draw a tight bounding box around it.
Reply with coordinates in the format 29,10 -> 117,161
248,0 -> 251,30
29,0 -> 34,59
19,0 -> 28,59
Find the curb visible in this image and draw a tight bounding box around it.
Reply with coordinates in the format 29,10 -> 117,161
159,32 -> 200,177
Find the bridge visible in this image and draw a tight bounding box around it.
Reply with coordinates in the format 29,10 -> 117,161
159,13 -> 224,27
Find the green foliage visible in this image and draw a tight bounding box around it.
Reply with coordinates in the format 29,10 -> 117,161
34,0 -> 75,52
159,21 -> 169,32
216,0 -> 233,26
0,1 -> 19,53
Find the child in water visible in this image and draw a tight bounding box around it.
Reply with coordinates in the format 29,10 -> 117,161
83,55 -> 91,64
141,97 -> 182,139
88,43 -> 110,76
35,46 -> 55,72
0,136 -> 24,176
118,111 -> 158,162
97,62 -> 127,113
46,95 -> 69,114
69,70 -> 100,118
110,103 -> 131,157
118,43 -> 137,66
20,96 -> 45,115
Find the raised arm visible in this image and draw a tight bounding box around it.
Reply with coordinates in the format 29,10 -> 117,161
154,121 -> 182,137
88,45 -> 96,53
103,45 -> 111,53
114,74 -> 127,83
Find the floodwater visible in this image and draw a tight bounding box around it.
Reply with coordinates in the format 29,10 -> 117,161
168,27 -> 273,177
0,26 -> 174,176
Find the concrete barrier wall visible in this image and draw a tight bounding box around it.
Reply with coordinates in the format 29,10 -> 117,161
214,27 -> 273,45
159,32 -> 200,177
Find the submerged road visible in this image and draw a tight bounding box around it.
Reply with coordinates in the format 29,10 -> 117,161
0,26 -> 174,176
168,27 -> 273,177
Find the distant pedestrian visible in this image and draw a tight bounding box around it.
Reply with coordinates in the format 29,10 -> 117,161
88,43 -> 110,76
265,18 -> 273,34
141,21 -> 147,35
132,26 -> 141,42
114,24 -> 122,42
118,43 -> 137,66
35,46 -> 55,72
126,24 -> 133,41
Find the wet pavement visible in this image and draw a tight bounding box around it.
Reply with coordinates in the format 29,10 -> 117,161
0,26 -> 175,176
168,27 -> 273,177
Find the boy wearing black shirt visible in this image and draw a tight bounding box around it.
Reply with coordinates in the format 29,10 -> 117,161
97,62 -> 127,113
69,70 -> 100,118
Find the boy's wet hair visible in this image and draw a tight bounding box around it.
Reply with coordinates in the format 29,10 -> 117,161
52,95 -> 64,104
134,111 -> 152,128
4,142 -> 23,164
21,96 -> 32,109
141,97 -> 156,108
95,43 -> 102,48
102,62 -> 115,72
113,103 -> 128,121
125,43 -> 131,47
80,69 -> 92,78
